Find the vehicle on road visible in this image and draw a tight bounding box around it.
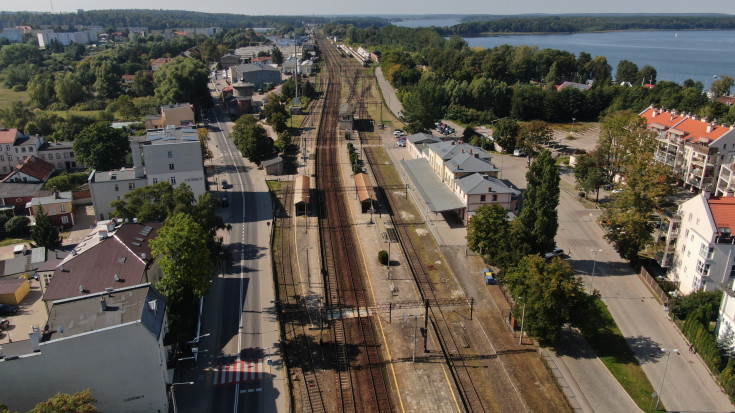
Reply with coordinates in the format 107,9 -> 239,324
513,148 -> 526,157
220,197 -> 229,207
544,247 -> 564,259
0,303 -> 19,316
484,269 -> 497,285
394,130 -> 404,136
221,180 -> 232,189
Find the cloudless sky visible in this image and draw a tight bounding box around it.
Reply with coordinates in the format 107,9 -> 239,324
4,0 -> 735,16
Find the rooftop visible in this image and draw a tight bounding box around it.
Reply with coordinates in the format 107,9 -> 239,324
89,168 -> 143,183
43,222 -> 160,302
429,141 -> 492,162
402,158 -> 465,213
0,128 -> 22,144
708,196 -> 735,232
444,152 -> 498,174
456,173 -> 520,196
406,133 -> 441,145
137,127 -> 201,145
1,156 -> 55,183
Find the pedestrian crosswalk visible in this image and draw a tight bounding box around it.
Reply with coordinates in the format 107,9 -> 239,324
213,359 -> 264,385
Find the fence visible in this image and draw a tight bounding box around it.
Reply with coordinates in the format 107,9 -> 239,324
640,267 -> 670,306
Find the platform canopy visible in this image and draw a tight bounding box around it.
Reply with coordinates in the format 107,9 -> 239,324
401,158 -> 465,213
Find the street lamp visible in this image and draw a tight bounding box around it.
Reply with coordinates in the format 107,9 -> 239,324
187,332 -> 210,362
170,382 -> 194,413
655,348 -> 678,410
590,249 -> 602,294
518,297 -> 526,345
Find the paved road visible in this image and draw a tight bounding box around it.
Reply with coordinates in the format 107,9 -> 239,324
556,188 -> 735,412
173,77 -> 284,413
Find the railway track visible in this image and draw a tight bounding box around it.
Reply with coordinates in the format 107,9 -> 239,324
314,35 -> 393,413
275,182 -> 327,413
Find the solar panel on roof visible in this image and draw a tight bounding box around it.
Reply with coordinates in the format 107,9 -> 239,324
135,237 -> 144,242
140,226 -> 153,236
131,242 -> 141,247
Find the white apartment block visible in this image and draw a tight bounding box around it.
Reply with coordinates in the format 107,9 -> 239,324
663,192 -> 735,295
36,30 -> 95,48
0,28 -> 24,43
641,106 -> 735,193
716,289 -> 735,352
0,284 -> 170,413
89,127 -> 206,220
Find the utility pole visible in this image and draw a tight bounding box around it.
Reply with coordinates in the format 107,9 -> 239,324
413,314 -> 418,363
518,297 -> 526,345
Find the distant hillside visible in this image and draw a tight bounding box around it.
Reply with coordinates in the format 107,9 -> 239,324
0,10 -> 389,30
436,15 -> 735,35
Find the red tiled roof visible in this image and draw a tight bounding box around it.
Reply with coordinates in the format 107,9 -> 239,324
2,155 -> 55,182
673,117 -> 732,144
43,223 -> 160,301
709,196 -> 735,231
717,96 -> 735,106
640,107 -> 686,129
0,128 -> 21,144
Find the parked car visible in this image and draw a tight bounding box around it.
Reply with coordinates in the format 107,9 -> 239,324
0,318 -> 8,330
397,139 -> 406,147
221,180 -> 232,189
513,148 -> 526,157
544,247 -> 565,259
220,197 -> 229,207
394,130 -> 404,137
0,303 -> 19,316
484,269 -> 497,285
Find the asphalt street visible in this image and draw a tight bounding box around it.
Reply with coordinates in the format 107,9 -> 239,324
172,75 -> 284,413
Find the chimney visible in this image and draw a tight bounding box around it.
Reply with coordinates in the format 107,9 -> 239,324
130,140 -> 145,179
100,297 -> 108,311
29,326 -> 40,352
99,230 -> 108,240
106,221 -> 115,232
727,188 -> 735,197
652,108 -> 658,117
488,186 -> 492,192
474,153 -> 479,158
707,124 -> 713,133
462,149 -> 465,153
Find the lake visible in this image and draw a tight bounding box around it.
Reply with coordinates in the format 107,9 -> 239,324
393,20 -> 735,86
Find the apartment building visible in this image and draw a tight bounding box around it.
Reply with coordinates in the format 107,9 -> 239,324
0,128 -> 78,177
662,192 -> 735,295
144,103 -> 195,129
641,106 -> 735,193
89,128 -> 205,220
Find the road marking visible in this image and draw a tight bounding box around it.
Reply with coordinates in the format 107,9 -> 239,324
239,388 -> 262,394
213,359 -> 262,386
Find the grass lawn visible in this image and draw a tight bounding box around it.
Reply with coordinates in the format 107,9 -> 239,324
0,237 -> 30,248
0,87 -> 30,110
579,298 -> 662,412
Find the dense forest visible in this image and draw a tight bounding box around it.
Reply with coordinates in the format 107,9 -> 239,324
325,23 -> 735,132
0,10 -> 388,31
439,15 -> 735,35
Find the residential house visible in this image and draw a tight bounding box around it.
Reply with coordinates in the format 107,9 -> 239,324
37,140 -> 79,171
89,128 -> 205,220
0,284 -> 170,413
662,192 -> 735,295
42,221 -> 161,309
150,57 -> 173,71
0,129 -> 78,176
26,191 -> 74,228
1,156 -> 55,184
144,103 -> 195,129
0,183 -> 47,214
556,81 -> 592,92
641,106 -> 735,193
231,63 -> 282,89
221,53 -> 242,69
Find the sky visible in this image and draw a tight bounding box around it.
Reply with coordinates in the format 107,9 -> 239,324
3,0 -> 735,16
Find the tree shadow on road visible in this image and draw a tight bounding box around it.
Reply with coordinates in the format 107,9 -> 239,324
625,335 -> 665,364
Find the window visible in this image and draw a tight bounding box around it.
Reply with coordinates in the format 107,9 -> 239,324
685,229 -> 689,237
63,153 -> 67,159
492,194 -> 497,201
99,213 -> 104,220
14,148 -> 17,153
0,156 -> 4,161
114,184 -> 119,192
27,147 -> 32,152
20,147 -> 25,153
152,178 -> 158,184
22,156 -> 26,160
60,205 -> 66,212
696,260 -> 711,276
480,195 -> 486,202
689,213 -> 693,221
61,216 -> 68,224
69,151 -> 73,157
5,145 -> 9,152
168,151 -> 173,158
693,277 -> 702,291
7,155 -> 11,161
56,153 -> 60,159
170,177 -> 176,184
128,183 -> 135,190
169,163 -> 175,170
730,265 -> 735,278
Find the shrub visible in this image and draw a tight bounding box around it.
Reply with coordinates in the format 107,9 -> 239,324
378,250 -> 388,265
670,290 -> 723,321
5,216 -> 30,237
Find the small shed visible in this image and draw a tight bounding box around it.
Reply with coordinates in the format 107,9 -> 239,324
294,175 -> 311,216
339,103 -> 355,130
354,173 -> 378,213
0,278 -> 29,305
262,156 -> 284,176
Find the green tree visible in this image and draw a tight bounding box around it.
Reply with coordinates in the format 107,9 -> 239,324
712,75 -> 735,98
401,78 -> 446,133
31,206 -> 61,249
198,128 -> 213,161
27,74 -> 56,109
615,59 -> 639,84
574,153 -> 607,201
518,120 -> 552,158
598,111 -> 674,263
30,389 -> 97,413
5,216 -> 30,238
54,72 -> 85,108
638,65 -> 657,85
73,123 -> 130,171
275,131 -> 291,153
493,118 -> 520,154
505,255 -> 587,344
153,57 -> 210,107
263,93 -> 288,121
132,71 -> 154,97
112,182 -> 177,222
270,112 -> 288,134
517,150 -> 560,255
271,46 -> 284,65
151,212 -> 214,333
92,60 -> 121,100
231,117 -> 273,164
466,204 -> 517,270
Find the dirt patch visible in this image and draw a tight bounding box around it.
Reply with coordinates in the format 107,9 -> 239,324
415,228 -> 428,237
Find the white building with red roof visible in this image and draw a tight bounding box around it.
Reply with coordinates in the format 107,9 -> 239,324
662,192 -> 735,295
1,155 -> 55,183
641,106 -> 735,193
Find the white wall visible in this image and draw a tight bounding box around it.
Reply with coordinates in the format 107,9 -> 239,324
90,175 -> 147,221
143,141 -> 206,198
0,322 -> 168,413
